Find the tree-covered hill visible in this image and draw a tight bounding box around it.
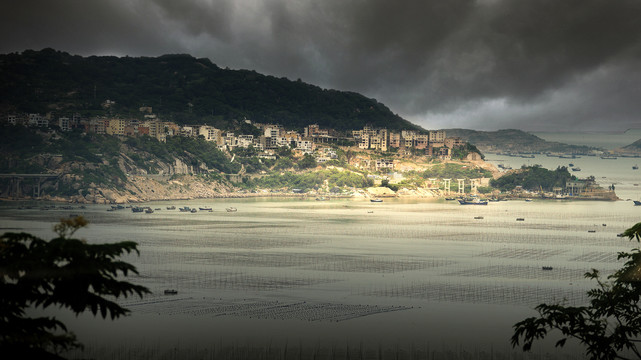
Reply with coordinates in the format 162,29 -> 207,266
444,128 -> 599,153
490,165 -> 575,192
0,48 -> 420,132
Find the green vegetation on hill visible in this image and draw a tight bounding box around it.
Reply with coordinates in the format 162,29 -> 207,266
0,49 -> 420,131
490,165 -> 575,192
420,163 -> 493,179
244,169 -> 373,191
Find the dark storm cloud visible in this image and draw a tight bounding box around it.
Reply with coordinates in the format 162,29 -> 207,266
1,0 -> 640,131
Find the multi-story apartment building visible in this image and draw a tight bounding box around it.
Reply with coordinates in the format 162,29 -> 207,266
105,118 -> 125,136
86,118 -> 106,134
28,113 -> 48,127
375,158 -> 394,171
389,132 -> 401,148
237,135 -> 254,148
429,130 -> 446,143
198,125 -> 221,142
58,117 -> 71,131
444,137 -> 464,149
414,134 -> 429,149
143,119 -> 166,142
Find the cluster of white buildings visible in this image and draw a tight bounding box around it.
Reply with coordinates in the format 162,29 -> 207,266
352,125 -> 464,157
5,107 -> 466,158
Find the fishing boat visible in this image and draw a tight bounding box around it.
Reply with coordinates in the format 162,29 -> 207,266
226,207 -> 237,212
144,208 -> 154,214
634,200 -> 641,206
600,155 -> 617,159
458,198 -> 488,205
166,205 -> 176,210
370,199 -> 383,203
571,167 -> 581,171
179,206 -> 191,212
190,208 -> 197,213
633,165 -> 639,170
164,289 -> 178,295
131,206 -> 144,213
199,206 -> 212,211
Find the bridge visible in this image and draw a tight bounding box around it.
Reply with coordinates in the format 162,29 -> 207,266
0,173 -> 61,198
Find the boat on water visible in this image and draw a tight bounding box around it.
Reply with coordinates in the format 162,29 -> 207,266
568,163 -> 574,167
634,165 -> 639,170
166,205 -> 176,210
164,289 -> 178,295
226,207 -> 237,212
542,266 -> 553,270
370,199 -> 383,203
571,167 -> 581,171
199,207 -> 212,211
131,206 -> 144,213
600,155 -> 618,159
179,206 -> 191,212
190,208 -> 197,213
634,200 -> 641,206
111,204 -> 125,210
145,208 -> 154,214
458,198 -> 488,205
474,216 -> 484,219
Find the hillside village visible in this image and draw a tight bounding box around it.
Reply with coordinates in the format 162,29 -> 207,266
2,107 -> 614,204
4,106 -> 480,168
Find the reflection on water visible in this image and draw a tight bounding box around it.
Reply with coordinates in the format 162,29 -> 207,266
3,196 -> 639,358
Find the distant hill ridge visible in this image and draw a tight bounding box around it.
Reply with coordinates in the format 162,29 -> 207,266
444,128 -> 599,153
0,48 -> 420,131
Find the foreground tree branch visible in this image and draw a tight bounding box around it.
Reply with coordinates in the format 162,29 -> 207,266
512,222 -> 641,360
0,216 -> 150,359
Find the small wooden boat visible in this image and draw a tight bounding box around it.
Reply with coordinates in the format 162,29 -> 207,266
226,207 -> 237,212
164,289 -> 178,295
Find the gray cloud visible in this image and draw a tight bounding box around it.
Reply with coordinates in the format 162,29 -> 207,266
1,0 -> 640,131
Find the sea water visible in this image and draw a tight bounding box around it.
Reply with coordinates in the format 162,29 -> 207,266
485,152 -> 641,202
2,194 -> 640,359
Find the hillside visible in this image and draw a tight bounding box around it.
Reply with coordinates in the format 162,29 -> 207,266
0,127 -> 499,203
621,138 -> 641,152
444,128 -> 599,153
0,48 -> 420,131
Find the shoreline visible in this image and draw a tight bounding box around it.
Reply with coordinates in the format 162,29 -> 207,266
0,191 -> 620,205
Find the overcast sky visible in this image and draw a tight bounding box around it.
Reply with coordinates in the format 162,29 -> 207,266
2,0 -> 640,132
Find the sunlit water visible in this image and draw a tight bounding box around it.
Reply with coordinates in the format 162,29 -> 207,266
2,194 -> 640,358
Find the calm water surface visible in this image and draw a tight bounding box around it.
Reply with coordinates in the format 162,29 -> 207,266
2,194 -> 639,358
